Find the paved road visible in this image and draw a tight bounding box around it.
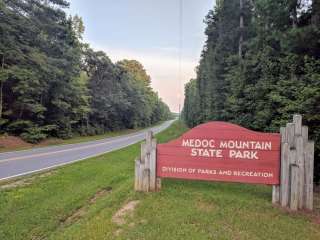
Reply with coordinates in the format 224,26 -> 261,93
0,120 -> 175,181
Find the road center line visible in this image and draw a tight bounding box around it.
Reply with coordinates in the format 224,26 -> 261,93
0,134 -> 142,164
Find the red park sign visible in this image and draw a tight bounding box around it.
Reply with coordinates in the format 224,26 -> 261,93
156,122 -> 281,185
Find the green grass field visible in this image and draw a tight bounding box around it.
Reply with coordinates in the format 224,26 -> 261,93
0,121 -> 319,240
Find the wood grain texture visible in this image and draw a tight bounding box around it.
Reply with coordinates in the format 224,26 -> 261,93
134,131 -> 157,192
279,115 -> 314,211
272,185 -> 280,204
296,136 -> 304,209
280,142 -> 289,207
149,139 -> 157,191
142,169 -> 150,192
293,114 -> 302,136
286,123 -> 295,149
134,159 -> 140,191
290,163 -> 299,211
305,141 -> 314,210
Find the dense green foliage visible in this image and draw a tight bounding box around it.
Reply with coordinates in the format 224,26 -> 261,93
0,0 -> 171,142
183,0 -> 320,183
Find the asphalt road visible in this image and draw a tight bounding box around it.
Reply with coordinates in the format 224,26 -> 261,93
0,120 -> 175,181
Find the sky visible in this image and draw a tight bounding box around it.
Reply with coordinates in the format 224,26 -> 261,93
67,0 -> 215,112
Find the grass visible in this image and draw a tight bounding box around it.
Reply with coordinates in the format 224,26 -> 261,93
0,121 -> 164,153
0,121 -> 319,240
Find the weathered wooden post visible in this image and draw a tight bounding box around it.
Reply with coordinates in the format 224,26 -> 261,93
272,114 -> 314,211
134,131 -> 159,192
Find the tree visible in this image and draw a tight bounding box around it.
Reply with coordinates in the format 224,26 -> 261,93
183,0 -> 320,183
0,0 -> 89,139
117,59 -> 171,127
182,79 -> 200,127
0,0 -> 171,143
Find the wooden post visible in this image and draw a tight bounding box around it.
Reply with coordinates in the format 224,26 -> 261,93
142,169 -> 150,192
278,114 -> 314,211
280,142 -> 289,207
134,131 -> 158,192
272,185 -> 280,204
141,142 -> 147,164
149,139 -> 157,191
305,141 -> 314,210
134,159 -> 141,190
146,131 -> 153,153
286,123 -> 295,149
156,177 -> 162,190
273,126 -> 287,204
293,114 -> 302,136
296,136 -> 304,209
290,163 -> 299,211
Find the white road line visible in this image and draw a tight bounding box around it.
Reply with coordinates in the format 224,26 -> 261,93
0,134 -> 139,164
0,142 -> 135,181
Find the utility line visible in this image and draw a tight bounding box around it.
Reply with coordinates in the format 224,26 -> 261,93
178,0 -> 183,119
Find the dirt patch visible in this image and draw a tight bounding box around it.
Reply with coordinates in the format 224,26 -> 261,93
0,171 -> 56,190
114,229 -> 123,237
0,135 -> 64,152
0,179 -> 31,190
112,200 -> 140,225
38,138 -> 63,146
61,187 -> 112,225
63,207 -> 87,225
89,187 -> 112,204
0,135 -> 32,150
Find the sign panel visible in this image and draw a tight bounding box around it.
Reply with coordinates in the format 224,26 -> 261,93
157,122 -> 280,185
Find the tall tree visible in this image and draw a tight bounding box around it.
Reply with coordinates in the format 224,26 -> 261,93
183,0 -> 320,182
0,0 -> 172,143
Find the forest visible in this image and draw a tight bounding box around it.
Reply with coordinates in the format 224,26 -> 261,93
182,0 -> 320,182
0,0 -> 171,143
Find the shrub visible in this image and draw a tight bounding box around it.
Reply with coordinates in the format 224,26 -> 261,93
20,125 -> 56,143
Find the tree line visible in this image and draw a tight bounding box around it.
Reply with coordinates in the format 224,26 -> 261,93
0,0 -> 171,143
182,0 -> 320,183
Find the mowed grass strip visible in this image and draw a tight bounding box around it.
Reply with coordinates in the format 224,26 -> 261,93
0,121 -> 319,240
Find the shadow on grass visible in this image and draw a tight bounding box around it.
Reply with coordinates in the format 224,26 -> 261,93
161,178 -> 271,202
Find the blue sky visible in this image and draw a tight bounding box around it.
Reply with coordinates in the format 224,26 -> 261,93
67,0 -> 215,112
